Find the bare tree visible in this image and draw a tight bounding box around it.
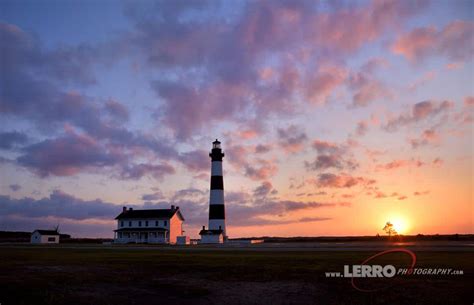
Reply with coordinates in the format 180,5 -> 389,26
383,222 -> 397,237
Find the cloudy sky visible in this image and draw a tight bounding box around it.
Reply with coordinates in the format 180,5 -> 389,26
0,0 -> 472,238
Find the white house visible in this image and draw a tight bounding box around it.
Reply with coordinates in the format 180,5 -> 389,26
199,226 -> 224,244
114,206 -> 185,244
30,230 -> 60,244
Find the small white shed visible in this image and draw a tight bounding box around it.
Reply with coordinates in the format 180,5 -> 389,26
198,227 -> 224,244
31,230 -> 60,244
176,236 -> 190,245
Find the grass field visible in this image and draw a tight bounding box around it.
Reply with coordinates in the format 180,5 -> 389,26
0,245 -> 472,305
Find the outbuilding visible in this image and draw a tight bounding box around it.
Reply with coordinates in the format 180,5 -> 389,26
30,230 -> 60,244
199,226 -> 224,244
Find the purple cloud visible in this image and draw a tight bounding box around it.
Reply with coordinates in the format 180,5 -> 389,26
17,132 -> 124,177
277,125 -> 307,153
384,100 -> 453,131
119,163 -> 175,180
253,181 -> 277,198
9,184 -> 21,192
312,173 -> 376,189
305,139 -> 358,171
0,131 -> 28,149
129,0 -> 427,139
392,20 -> 474,62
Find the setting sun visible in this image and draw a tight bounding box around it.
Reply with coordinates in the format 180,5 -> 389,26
390,217 -> 410,235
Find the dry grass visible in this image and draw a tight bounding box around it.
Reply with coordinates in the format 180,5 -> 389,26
0,245 -> 472,305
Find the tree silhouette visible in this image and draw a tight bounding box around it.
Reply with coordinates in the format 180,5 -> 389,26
383,222 -> 397,237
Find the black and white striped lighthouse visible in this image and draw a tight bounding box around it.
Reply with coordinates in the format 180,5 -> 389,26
208,139 -> 226,238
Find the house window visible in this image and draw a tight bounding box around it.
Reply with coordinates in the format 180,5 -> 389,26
145,220 -> 148,227
155,220 -> 159,226
164,220 -> 167,226
139,221 -> 142,227
129,221 -> 132,227
121,221 -> 124,227
47,237 -> 55,242
118,232 -> 122,238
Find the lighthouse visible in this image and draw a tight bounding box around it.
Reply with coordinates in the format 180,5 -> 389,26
199,139 -> 227,243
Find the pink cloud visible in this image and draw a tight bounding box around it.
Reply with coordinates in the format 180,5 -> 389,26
311,173 -> 376,189
178,149 -> 209,172
308,0 -> 427,54
408,70 -> 437,91
445,62 -> 463,70
348,72 -> 392,107
392,20 -> 474,62
464,96 -> 474,107
237,129 -> 259,139
409,128 -> 441,148
384,100 -> 453,131
277,125 -> 307,153
304,66 -> 347,105
454,96 -> 474,124
432,158 -> 444,167
355,114 -> 379,137
306,139 -> 358,171
312,140 -> 340,153
361,57 -> 390,74
244,159 -> 278,181
356,121 -> 369,136
414,190 -> 430,196
373,191 -> 406,200
226,145 -> 250,169
376,159 -> 424,171
254,144 -> 272,154
253,181 -> 277,198
130,1 -> 428,139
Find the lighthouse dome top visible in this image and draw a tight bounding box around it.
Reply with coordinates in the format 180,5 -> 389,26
212,139 -> 221,148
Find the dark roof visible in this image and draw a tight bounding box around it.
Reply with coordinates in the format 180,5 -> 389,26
114,228 -> 168,232
199,229 -> 223,235
34,230 -> 60,236
115,208 -> 184,220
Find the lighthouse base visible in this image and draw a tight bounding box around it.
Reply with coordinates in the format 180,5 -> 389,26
199,227 -> 225,244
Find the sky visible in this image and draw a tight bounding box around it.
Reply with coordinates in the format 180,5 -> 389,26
0,0 -> 472,238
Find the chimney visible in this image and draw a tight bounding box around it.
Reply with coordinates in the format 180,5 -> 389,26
122,206 -> 127,212
129,207 -> 133,211
202,226 -> 205,230
175,206 -> 179,210
171,205 -> 175,210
